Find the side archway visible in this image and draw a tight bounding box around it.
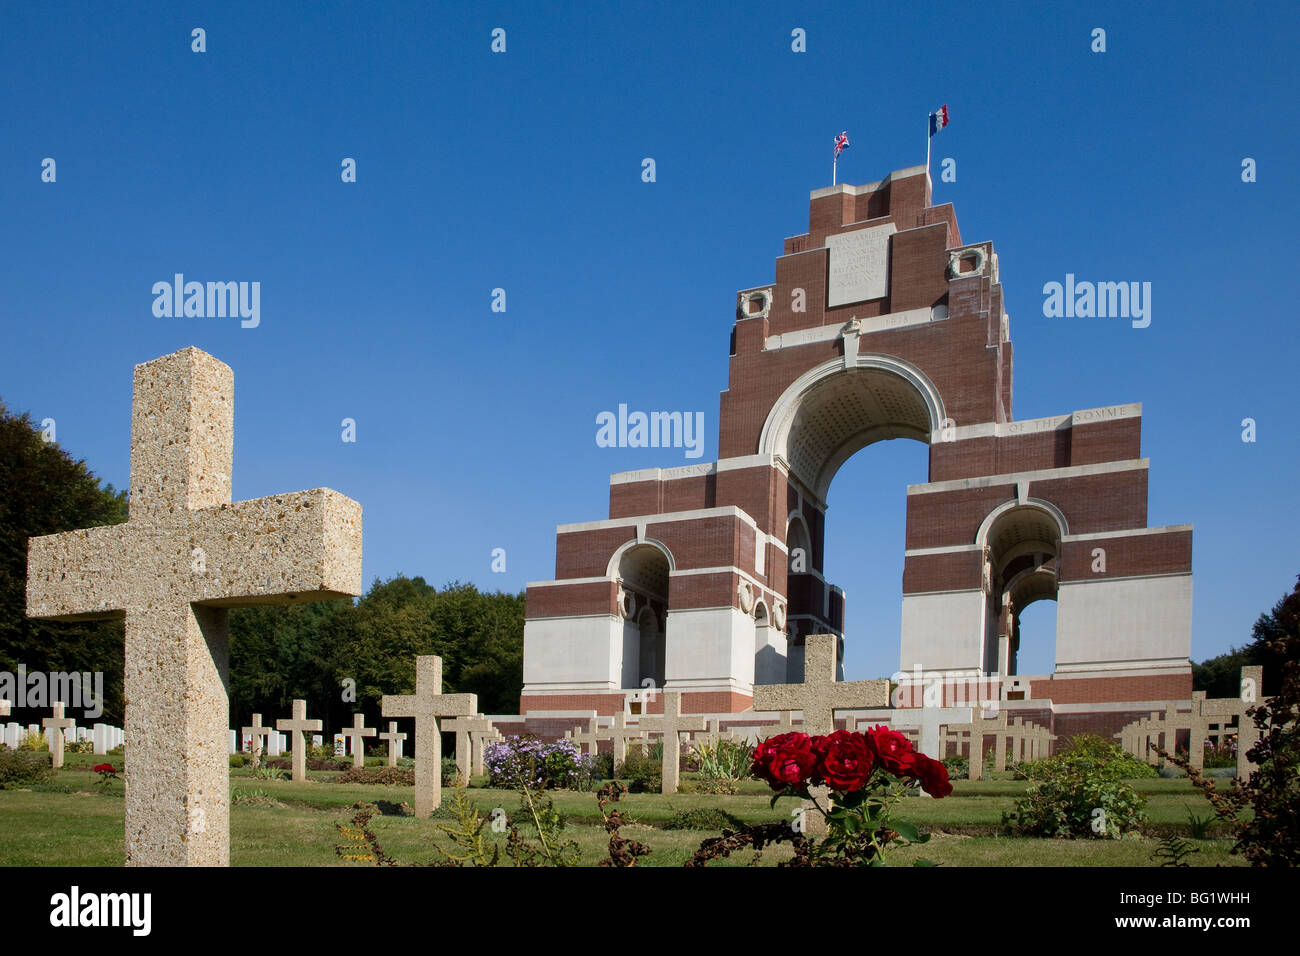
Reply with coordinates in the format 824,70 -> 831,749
979,503 -> 1065,677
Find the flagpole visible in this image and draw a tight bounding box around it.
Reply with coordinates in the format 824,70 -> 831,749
833,153 -> 837,186
925,114 -> 931,207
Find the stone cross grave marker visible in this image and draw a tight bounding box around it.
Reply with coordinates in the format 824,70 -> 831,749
241,713 -> 274,761
695,718 -> 742,750
598,712 -> 646,765
442,715 -> 494,785
1114,710 -> 1164,765
277,700 -> 323,782
1197,665 -> 1264,778
637,691 -> 707,794
43,702 -> 75,769
379,721 -> 407,768
752,635 -> 889,736
469,721 -> 498,777
382,655 -> 477,817
25,346 -> 362,866
890,706 -> 973,760
1003,717 -> 1055,766
941,709 -> 1009,781
564,715 -> 602,756
1113,666 -> 1266,779
753,634 -> 889,830
752,710 -> 798,738
340,713 -> 377,769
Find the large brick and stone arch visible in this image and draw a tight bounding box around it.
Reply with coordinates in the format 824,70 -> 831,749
522,166 -> 1193,715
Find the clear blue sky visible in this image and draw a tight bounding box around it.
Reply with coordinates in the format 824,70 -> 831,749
2,1 -> 1296,682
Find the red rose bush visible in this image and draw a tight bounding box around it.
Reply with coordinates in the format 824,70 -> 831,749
749,725 -> 952,864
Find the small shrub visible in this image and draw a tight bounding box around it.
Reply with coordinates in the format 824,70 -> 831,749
662,807 -> 747,831
229,754 -> 248,769
689,739 -> 754,788
17,730 -> 47,752
442,757 -> 461,787
0,749 -> 54,786
616,751 -> 661,793
230,786 -> 286,808
591,753 -> 614,780
307,758 -> 350,772
942,754 -> 969,779
253,766 -> 286,780
1020,734 -> 1158,781
334,766 -> 415,786
66,740 -> 94,754
1006,753 -> 1147,839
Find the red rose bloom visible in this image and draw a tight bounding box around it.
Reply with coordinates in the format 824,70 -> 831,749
911,754 -> 953,798
865,725 -> 915,776
813,731 -> 875,791
751,732 -> 818,791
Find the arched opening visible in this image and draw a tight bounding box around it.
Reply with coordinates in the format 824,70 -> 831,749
614,543 -> 670,690
636,606 -> 665,689
980,505 -> 1063,677
760,355 -> 942,680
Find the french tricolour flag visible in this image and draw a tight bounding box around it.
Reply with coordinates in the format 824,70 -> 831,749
929,105 -> 950,136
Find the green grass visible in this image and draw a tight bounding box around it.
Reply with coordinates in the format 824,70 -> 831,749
0,763 -> 1248,867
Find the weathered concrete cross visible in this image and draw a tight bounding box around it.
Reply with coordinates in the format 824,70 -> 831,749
598,711 -> 646,765
754,634 -> 889,830
637,691 -> 706,794
942,709 -> 1007,781
340,713 -> 376,769
241,713 -> 274,759
890,706 -> 973,760
277,699 -> 323,782
378,720 -> 407,768
442,714 -> 493,785
1197,666 -> 1265,779
43,702 -> 75,769
468,721 -> 498,777
564,716 -> 602,756
382,655 -> 477,816
752,634 -> 889,735
0,700 -> 10,718
25,347 -> 362,866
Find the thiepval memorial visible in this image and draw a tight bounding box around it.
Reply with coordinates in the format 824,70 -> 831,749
522,166 -> 1194,738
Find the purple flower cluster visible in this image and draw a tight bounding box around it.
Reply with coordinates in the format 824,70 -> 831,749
484,735 -> 595,790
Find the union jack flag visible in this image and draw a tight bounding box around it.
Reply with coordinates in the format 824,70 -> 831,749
833,131 -> 850,157
929,105 -> 950,136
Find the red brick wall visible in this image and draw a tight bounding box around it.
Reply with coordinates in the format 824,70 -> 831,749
526,580 -> 617,618
1059,530 -> 1192,582
1028,672 -> 1192,703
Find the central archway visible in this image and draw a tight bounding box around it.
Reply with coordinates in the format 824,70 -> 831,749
759,354 -> 945,502
760,354 -> 943,676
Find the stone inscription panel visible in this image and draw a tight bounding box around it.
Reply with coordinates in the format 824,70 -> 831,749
825,223 -> 896,307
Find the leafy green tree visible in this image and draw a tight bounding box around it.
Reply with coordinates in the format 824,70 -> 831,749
228,576 -> 524,731
0,400 -> 128,724
1194,580 -> 1299,697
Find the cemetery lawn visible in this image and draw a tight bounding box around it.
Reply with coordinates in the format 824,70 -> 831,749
0,756 -> 1248,867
